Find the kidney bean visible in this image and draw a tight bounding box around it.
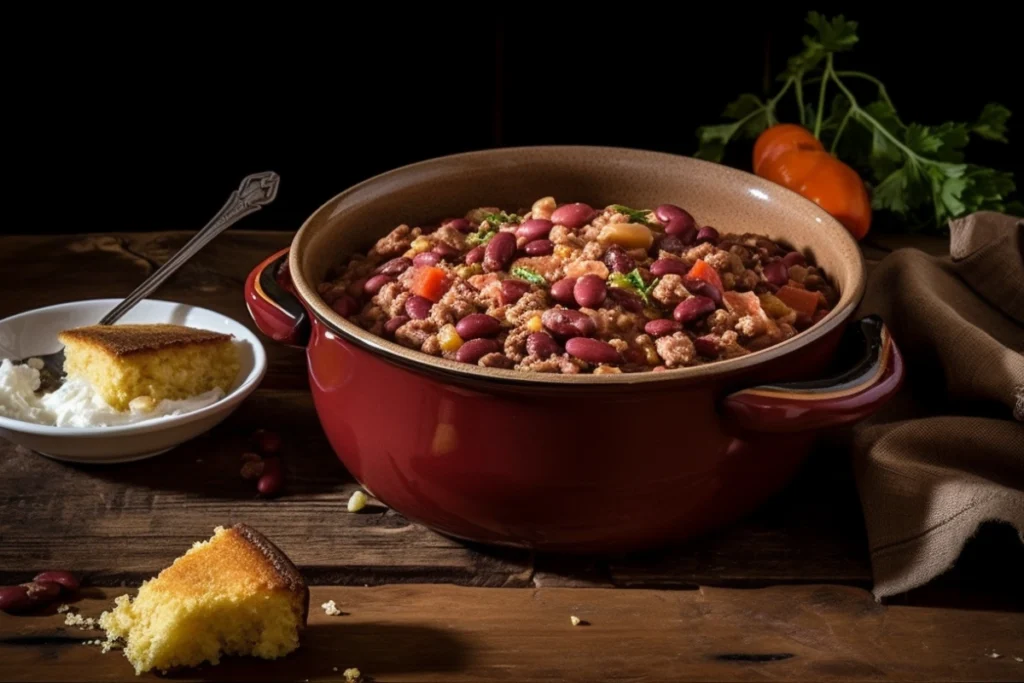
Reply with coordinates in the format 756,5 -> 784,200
0,585 -> 31,612
500,279 -> 531,305
573,275 -> 606,308
606,287 -> 643,313
331,294 -> 359,317
695,226 -> 720,244
674,296 -> 717,324
444,218 -> 473,232
682,276 -> 723,307
432,243 -> 461,261
654,234 -> 686,255
756,238 -> 783,256
456,313 -> 501,339
551,277 -> 578,306
257,457 -> 283,497
655,204 -> 694,226
603,245 -> 635,274
565,337 -> 623,365
484,232 -> 516,272
650,258 -> 689,278
413,251 -> 441,267
516,218 -> 553,242
763,261 -> 789,287
812,309 -> 829,324
644,318 -> 682,337
524,239 -> 554,256
666,218 -> 697,245
694,335 -> 720,357
526,332 -> 559,359
24,581 -> 61,603
347,277 -> 368,298
33,572 -> 79,592
405,295 -> 433,320
542,308 -> 596,338
384,316 -> 410,336
374,257 -> 412,276
455,338 -> 501,364
465,246 -> 485,265
783,251 -> 806,267
364,274 -> 394,295
550,202 -> 595,229
252,429 -> 282,455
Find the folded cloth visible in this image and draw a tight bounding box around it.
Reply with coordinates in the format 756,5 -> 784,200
852,211 -> 1024,599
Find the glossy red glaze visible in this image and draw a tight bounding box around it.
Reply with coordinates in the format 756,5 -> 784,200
245,248 -> 308,347
246,254 -> 892,552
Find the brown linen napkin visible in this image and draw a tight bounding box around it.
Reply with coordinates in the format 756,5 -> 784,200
852,211 -> 1024,599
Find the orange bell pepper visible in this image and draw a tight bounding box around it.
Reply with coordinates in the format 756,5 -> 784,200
409,266 -> 450,303
686,259 -> 724,293
776,285 -> 820,317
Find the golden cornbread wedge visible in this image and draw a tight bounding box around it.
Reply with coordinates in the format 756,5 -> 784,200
58,324 -> 240,411
99,524 -> 309,675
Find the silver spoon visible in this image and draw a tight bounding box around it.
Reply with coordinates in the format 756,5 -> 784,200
16,171 -> 280,393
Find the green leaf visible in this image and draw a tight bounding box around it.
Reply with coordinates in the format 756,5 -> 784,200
931,122 -> 970,162
871,166 -> 912,215
972,103 -> 1011,143
609,269 -> 658,304
609,205 -> 655,226
805,12 -> 859,53
482,212 -> 522,226
465,226 -> 497,246
511,266 -> 547,286
695,123 -> 738,162
904,124 -> 943,155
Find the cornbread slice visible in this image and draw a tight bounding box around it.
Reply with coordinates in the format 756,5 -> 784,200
99,524 -> 308,675
58,324 -> 240,410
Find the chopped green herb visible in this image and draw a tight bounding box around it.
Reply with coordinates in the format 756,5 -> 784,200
481,212 -> 522,226
466,226 -> 497,246
609,205 -> 655,226
512,266 -> 547,286
608,268 -> 658,304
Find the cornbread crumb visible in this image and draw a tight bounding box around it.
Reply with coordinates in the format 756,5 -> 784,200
1014,656 -> 1022,662
57,604 -> 71,613
321,600 -> 342,616
128,396 -> 157,413
65,612 -> 98,629
343,668 -> 361,682
570,615 -> 581,626
347,491 -> 368,513
988,652 -> 1002,659
27,357 -> 44,370
333,667 -> 339,672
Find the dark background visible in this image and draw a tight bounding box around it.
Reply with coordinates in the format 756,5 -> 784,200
9,7 -> 1020,236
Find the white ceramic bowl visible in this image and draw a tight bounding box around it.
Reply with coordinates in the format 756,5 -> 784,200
0,299 -> 266,463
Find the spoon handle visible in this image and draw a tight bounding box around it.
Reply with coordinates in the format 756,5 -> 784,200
98,172 -> 280,326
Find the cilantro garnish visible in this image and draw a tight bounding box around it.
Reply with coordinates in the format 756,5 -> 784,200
481,212 -> 522,226
511,266 -> 547,286
695,12 -> 1019,231
466,226 -> 497,246
609,205 -> 655,226
608,268 -> 659,304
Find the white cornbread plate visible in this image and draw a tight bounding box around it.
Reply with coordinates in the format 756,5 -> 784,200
0,299 -> 266,463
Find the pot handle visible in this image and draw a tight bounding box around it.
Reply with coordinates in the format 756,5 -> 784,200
721,315 -> 904,433
244,248 -> 311,347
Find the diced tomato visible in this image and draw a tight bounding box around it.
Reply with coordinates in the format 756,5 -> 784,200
776,285 -> 820,317
410,266 -> 450,303
786,279 -> 806,289
687,259 -> 724,293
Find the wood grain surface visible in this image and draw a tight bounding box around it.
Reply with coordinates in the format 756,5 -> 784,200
2,584 -> 1022,682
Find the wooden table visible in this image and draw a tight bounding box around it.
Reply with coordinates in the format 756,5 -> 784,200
2,231 -> 1021,682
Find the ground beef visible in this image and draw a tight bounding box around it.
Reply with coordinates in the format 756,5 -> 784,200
549,225 -> 585,248
372,224 -> 416,257
651,274 -> 691,307
516,353 -> 585,374
395,319 -> 437,351
503,326 -> 532,362
655,333 -> 697,368
479,352 -> 514,369
375,282 -> 410,318
504,290 -> 547,325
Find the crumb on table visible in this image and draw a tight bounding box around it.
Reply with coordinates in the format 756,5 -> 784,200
321,600 -> 342,616
343,668 -> 361,682
347,490 -> 368,513
570,615 -> 581,626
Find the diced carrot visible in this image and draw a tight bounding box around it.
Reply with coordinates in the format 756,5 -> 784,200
776,285 -> 820,317
410,266 -> 450,303
687,259 -> 724,293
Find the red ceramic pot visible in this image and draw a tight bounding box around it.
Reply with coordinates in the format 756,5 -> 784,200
245,147 -> 903,553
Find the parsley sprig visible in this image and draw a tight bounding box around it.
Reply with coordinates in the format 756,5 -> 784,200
482,212 -> 522,226
609,205 -> 655,226
511,266 -> 547,286
696,12 -> 1020,231
608,269 -> 659,304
